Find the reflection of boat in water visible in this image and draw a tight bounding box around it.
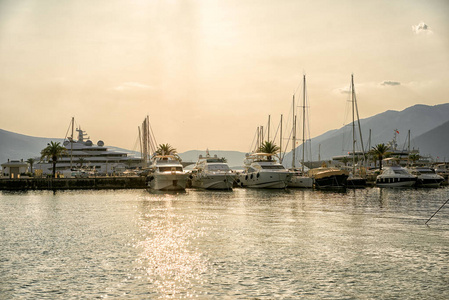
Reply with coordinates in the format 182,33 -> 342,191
147,155 -> 189,191
376,166 -> 417,187
238,153 -> 291,189
308,167 -> 349,189
190,153 -> 236,190
408,167 -> 444,188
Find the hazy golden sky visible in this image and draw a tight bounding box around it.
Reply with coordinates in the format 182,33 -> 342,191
1,0 -> 448,152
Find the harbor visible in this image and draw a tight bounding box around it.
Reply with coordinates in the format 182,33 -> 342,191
1,187 -> 448,299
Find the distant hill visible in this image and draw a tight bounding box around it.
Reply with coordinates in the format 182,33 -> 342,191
0,129 -> 64,165
282,103 -> 449,166
2,103 -> 448,168
411,120 -> 449,161
0,129 -> 140,166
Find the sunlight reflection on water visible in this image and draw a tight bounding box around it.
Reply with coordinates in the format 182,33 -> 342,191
1,188 -> 448,299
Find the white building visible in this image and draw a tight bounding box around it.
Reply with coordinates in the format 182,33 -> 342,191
1,159 -> 28,178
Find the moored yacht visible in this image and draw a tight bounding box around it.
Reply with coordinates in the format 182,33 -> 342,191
190,153 -> 236,190
237,153 -> 291,189
147,155 -> 189,191
308,167 -> 349,190
376,166 -> 417,187
288,169 -> 314,188
408,167 -> 444,188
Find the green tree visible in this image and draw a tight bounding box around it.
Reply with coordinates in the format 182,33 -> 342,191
370,143 -> 389,170
155,144 -> 181,161
258,141 -> 280,161
26,158 -> 35,175
41,141 -> 67,178
408,153 -> 420,166
78,158 -> 86,168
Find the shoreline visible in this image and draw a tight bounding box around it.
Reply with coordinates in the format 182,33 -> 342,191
0,177 -> 147,190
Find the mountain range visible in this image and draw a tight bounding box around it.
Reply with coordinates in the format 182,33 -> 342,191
1,103 -> 448,168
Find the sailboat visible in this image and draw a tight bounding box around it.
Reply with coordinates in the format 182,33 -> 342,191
288,74 -> 313,188
345,74 -> 367,188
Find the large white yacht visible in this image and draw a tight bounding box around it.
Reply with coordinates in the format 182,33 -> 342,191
147,155 -> 189,191
190,153 -> 236,190
237,153 -> 291,189
376,166 -> 417,187
35,126 -> 141,176
408,167 -> 444,188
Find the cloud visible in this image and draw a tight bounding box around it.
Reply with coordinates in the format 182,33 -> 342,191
412,22 -> 432,34
381,81 -> 401,86
113,82 -> 155,91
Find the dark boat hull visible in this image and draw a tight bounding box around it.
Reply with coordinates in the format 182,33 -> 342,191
314,174 -> 348,190
346,177 -> 367,188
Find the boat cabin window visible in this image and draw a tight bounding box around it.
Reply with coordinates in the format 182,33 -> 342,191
393,169 -> 410,175
261,165 -> 285,170
206,164 -> 230,171
158,167 -> 183,172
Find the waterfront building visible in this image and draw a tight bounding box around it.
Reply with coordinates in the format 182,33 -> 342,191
1,159 -> 28,178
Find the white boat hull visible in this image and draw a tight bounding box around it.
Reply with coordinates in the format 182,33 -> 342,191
191,173 -> 236,190
376,177 -> 416,188
148,172 -> 189,191
238,172 -> 291,189
288,175 -> 314,188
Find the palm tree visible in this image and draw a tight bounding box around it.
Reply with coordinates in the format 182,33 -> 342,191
41,141 -> 67,178
156,143 -> 177,155
370,143 -> 389,171
408,153 -> 420,166
155,143 -> 181,161
26,158 -> 35,175
258,141 -> 280,161
78,158 -> 86,169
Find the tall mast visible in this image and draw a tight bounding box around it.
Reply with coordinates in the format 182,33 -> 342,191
280,114 -> 283,163
267,115 -> 271,142
292,95 -> 296,169
352,74 -> 356,175
302,74 -> 306,173
70,117 -> 74,169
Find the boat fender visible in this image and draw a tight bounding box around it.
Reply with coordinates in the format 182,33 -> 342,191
236,178 -> 240,183
245,175 -> 248,180
257,173 -> 260,178
250,174 -> 253,179
149,176 -> 154,181
189,175 -> 193,179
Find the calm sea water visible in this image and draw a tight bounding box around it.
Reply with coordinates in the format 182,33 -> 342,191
1,187 -> 448,299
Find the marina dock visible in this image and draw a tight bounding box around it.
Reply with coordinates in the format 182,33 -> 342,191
0,177 -> 147,190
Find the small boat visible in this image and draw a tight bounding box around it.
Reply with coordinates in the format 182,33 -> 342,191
288,169 -> 314,188
190,153 -> 236,190
147,155 -> 189,191
408,167 -> 444,188
237,153 -> 292,189
308,167 -> 349,190
376,166 -> 417,187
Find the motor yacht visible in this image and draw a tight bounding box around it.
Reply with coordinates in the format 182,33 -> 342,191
190,153 -> 236,190
408,167 -> 444,188
237,153 -> 291,189
147,155 -> 189,191
376,166 -> 417,187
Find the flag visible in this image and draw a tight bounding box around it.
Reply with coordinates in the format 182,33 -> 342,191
396,130 -> 399,134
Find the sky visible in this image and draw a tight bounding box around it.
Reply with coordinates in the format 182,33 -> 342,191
1,0 -> 448,153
